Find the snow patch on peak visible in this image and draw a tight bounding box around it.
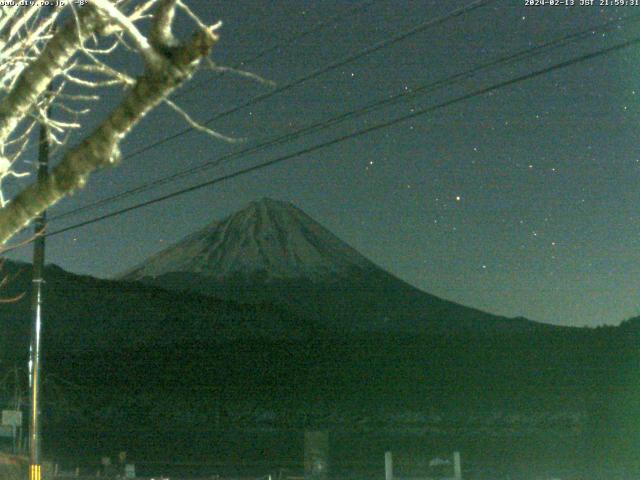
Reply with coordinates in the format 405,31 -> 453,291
121,198 -> 375,282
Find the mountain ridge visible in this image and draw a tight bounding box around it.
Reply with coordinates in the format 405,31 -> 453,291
121,198 -> 376,282
120,198 -> 556,334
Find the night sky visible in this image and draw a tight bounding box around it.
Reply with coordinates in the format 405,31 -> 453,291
5,0 -> 640,327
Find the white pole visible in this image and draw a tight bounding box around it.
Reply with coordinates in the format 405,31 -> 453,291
384,451 -> 393,480
453,451 -> 462,480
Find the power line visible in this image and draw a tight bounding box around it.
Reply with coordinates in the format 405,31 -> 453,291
115,0 -> 495,162
50,12 -> 640,222
47,0 -> 491,221
38,35 -> 640,242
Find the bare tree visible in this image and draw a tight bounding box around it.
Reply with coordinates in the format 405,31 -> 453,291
0,0 -> 227,244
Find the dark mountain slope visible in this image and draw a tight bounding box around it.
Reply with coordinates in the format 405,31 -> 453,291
121,198 -> 557,334
0,261 -> 312,361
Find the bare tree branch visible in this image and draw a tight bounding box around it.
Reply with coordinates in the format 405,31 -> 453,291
163,97 -> 241,143
91,0 -> 162,67
204,59 -> 275,88
0,1 -> 229,244
0,6 -> 103,146
0,2 -> 221,243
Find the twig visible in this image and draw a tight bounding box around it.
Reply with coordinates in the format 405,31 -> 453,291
164,98 -> 243,143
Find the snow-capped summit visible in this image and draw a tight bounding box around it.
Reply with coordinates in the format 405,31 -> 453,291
121,198 -> 375,282
121,198 -> 546,335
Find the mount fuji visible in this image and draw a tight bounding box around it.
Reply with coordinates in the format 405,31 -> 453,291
121,198 -> 551,334
122,197 -> 375,282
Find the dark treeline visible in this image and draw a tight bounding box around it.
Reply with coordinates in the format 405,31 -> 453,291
1,260 -> 640,478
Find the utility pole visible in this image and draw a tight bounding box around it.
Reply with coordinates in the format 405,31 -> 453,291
29,109 -> 50,480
